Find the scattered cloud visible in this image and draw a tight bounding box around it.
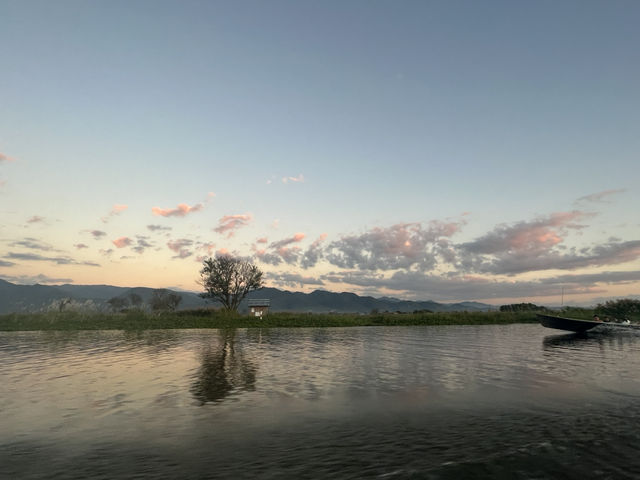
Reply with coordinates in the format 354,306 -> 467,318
575,189 -> 626,204
268,272 -> 324,288
112,237 -> 133,248
1,273 -> 74,285
214,214 -> 252,238
301,233 -> 328,269
0,260 -> 16,267
27,216 -> 46,224
256,237 -> 268,244
282,174 -> 304,184
196,241 -> 216,254
0,152 -> 16,163
462,239 -> 640,276
89,230 -> 107,239
9,238 -> 57,252
259,233 -> 307,265
320,269 -> 612,303
74,243 -> 89,250
255,249 -> 283,266
147,224 -> 173,232
152,203 -> 203,217
455,211 -> 625,275
269,233 -> 306,250
101,204 -> 128,223
461,211 -> 591,256
167,238 -> 194,259
133,236 -> 153,254
326,221 -> 463,271
4,252 -> 100,267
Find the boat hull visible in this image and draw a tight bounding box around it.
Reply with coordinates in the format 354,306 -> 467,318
537,314 -> 602,333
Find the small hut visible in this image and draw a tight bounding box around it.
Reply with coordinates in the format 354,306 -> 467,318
248,299 -> 270,318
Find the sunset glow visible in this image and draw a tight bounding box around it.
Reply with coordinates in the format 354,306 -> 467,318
1,1 -> 639,306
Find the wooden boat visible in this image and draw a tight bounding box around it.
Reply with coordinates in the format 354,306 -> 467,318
537,313 -> 640,333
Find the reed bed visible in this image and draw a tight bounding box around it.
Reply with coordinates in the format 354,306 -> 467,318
0,310 -> 538,331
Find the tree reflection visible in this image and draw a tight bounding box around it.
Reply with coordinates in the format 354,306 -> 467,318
191,330 -> 257,404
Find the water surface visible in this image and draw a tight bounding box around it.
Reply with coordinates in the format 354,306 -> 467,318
2,324 -> 640,479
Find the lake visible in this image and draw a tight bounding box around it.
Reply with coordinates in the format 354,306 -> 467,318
2,324 -> 640,479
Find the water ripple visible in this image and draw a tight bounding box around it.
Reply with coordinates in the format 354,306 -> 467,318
3,325 -> 640,478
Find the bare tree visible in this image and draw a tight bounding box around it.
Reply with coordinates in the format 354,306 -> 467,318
58,298 -> 72,312
149,289 -> 182,312
199,255 -> 264,312
107,296 -> 128,312
127,292 -> 143,309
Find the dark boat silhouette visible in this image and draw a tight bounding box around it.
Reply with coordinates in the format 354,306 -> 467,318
537,313 -> 640,333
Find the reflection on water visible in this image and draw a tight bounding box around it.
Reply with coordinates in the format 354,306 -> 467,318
2,325 -> 640,479
191,330 -> 256,404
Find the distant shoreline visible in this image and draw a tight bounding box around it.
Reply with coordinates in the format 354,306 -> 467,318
0,311 -> 540,332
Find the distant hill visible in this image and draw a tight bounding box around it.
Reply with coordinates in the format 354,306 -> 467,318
0,278 -> 495,315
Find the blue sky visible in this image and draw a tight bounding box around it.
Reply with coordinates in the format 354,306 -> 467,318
1,0 -> 639,305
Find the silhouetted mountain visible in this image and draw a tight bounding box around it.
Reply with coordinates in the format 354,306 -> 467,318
0,279 -> 494,315
0,278 -> 70,313
243,288 -> 494,313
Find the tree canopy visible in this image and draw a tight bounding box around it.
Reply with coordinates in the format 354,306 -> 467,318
595,298 -> 640,319
199,255 -> 264,312
499,303 -> 545,312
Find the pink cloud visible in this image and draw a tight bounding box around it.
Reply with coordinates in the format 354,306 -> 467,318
276,246 -> 302,264
152,203 -> 204,217
27,216 -> 45,224
269,233 -> 306,249
102,204 -> 128,223
311,233 -> 328,247
112,237 -> 133,248
214,214 -> 252,237
197,242 -> 216,254
256,237 -> 268,244
462,212 -> 593,256
282,174 -> 304,184
326,222 -> 463,271
217,248 -> 230,256
0,152 -> 16,163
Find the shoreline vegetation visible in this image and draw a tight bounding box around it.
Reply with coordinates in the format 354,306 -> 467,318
0,310 -> 545,332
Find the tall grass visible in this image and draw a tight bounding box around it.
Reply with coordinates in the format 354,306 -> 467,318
0,310 -> 539,332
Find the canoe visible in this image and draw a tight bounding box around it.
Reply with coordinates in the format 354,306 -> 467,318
537,314 -> 640,333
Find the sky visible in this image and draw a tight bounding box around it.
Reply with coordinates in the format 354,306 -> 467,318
1,0 -> 639,306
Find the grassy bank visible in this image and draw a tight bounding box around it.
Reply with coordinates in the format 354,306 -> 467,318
0,310 -> 540,331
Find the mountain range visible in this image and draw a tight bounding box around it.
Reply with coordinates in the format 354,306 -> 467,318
0,278 -> 494,315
